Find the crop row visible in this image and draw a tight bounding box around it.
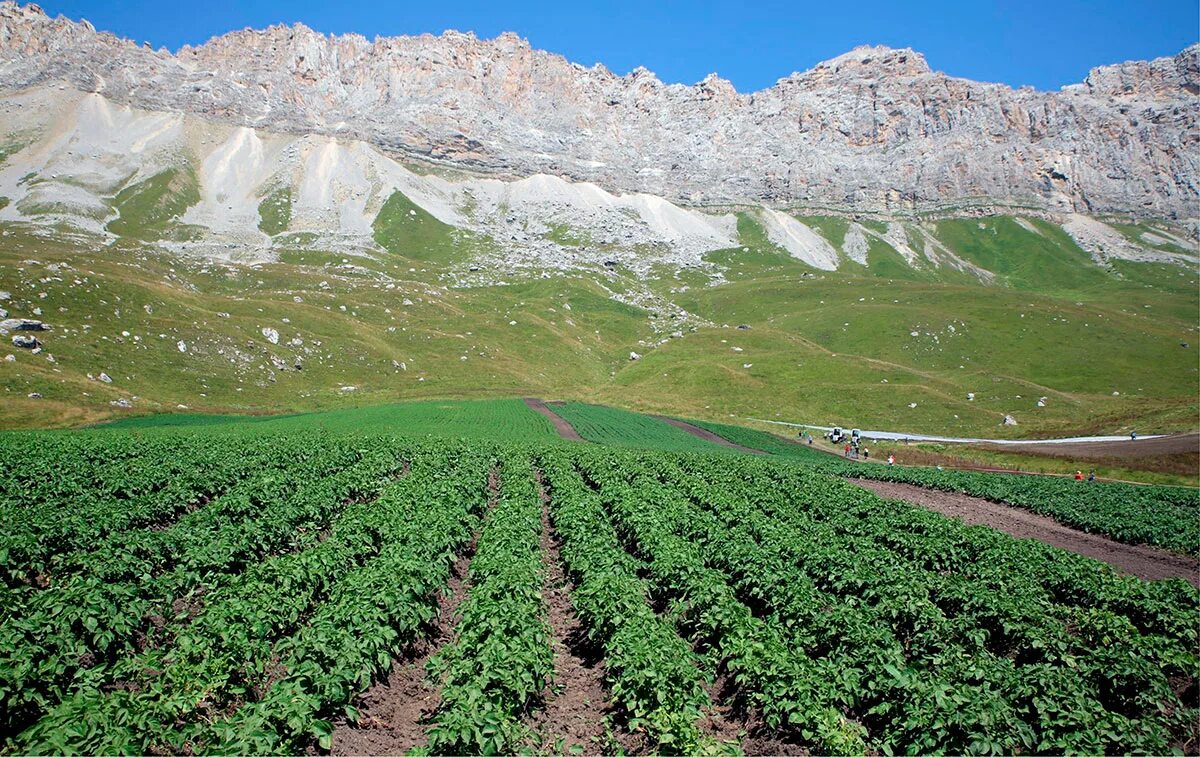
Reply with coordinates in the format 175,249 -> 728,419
3,435 -> 1197,754
548,402 -> 734,454
538,450 -> 711,752
831,458 -> 1199,553
1,437 -> 408,742
0,435 -> 290,589
425,457 -> 554,753
688,418 -> 1200,554
210,447 -> 491,753
574,451 -> 868,753
644,450 -> 1198,753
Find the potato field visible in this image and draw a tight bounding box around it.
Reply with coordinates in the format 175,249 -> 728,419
1,418 -> 1197,755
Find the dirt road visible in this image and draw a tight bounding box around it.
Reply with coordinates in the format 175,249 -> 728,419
977,432 -> 1199,460
852,478 -> 1199,586
523,398 -> 585,442
652,416 -> 764,454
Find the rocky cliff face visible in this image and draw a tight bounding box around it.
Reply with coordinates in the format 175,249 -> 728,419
0,2 -> 1197,218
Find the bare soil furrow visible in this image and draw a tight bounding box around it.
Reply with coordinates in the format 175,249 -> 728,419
527,495 -> 611,753
330,466 -> 497,756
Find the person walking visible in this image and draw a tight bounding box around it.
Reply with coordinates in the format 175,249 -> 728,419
1074,470 -> 1084,481
1087,470 -> 1096,482
863,447 -> 870,460
844,443 -> 851,458
887,454 -> 895,466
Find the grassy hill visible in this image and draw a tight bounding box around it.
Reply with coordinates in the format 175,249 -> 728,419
0,211 -> 1195,436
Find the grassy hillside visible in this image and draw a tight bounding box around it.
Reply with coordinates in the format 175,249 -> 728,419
105,167 -> 204,242
0,213 -> 1195,436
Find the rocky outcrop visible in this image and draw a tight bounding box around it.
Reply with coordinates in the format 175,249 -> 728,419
0,2 -> 1196,218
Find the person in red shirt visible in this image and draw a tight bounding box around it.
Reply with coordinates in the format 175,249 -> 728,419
1074,470 -> 1084,481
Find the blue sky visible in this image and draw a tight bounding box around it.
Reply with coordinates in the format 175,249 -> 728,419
38,0 -> 1199,92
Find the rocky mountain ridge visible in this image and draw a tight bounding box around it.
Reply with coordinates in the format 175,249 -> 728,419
1,1 -> 1197,219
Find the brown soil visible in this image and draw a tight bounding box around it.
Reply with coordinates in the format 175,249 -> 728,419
981,432 -> 1200,460
526,485 -> 623,755
972,433 -> 1200,480
652,416 -> 765,455
329,549 -> 471,756
852,479 -> 1200,587
697,673 -> 748,750
524,398 -> 585,442
330,468 -> 498,756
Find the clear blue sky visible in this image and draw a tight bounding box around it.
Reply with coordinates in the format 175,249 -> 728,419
37,0 -> 1199,92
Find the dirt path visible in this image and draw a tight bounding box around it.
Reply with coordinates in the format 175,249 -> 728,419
527,484 -> 615,754
978,432 -> 1199,460
652,416 -> 764,455
852,479 -> 1199,587
331,469 -> 498,755
524,398 -> 585,442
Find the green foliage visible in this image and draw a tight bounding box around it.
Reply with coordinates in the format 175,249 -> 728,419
545,222 -> 592,247
576,446 -> 1199,754
426,456 -> 554,753
105,168 -> 203,241
547,402 -> 736,454
102,399 -> 564,442
688,417 -> 1200,553
373,190 -> 493,262
257,187 -> 292,236
829,457 -> 1200,554
0,429 -> 1196,754
539,450 -> 710,751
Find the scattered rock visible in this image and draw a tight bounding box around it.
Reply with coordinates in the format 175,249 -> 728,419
11,335 -> 39,349
261,327 -> 280,344
629,351 -> 641,361
27,392 -> 41,399
1,318 -> 49,332
3,354 -> 14,362
339,385 -> 357,393
176,340 -> 188,353
1037,396 -> 1047,407
966,392 -> 975,401
98,372 -> 113,383
1003,414 -> 1018,426
110,398 -> 132,408
736,324 -> 752,330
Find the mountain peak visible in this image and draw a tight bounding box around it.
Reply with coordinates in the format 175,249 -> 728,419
810,44 -> 932,76
0,3 -> 1195,218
